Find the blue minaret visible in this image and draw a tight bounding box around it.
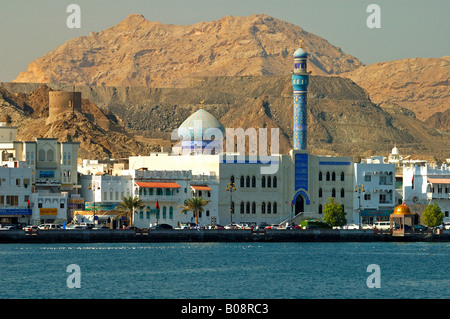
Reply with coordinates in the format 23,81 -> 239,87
292,41 -> 309,150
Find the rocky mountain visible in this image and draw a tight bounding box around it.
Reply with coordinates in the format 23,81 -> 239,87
13,14 -> 363,87
341,56 -> 450,123
0,85 -> 154,159
3,74 -> 448,160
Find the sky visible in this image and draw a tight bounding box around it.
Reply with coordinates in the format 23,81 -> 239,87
0,0 -> 449,82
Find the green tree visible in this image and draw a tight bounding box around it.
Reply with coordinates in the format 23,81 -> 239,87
323,197 -> 347,227
178,197 -> 210,226
422,202 -> 444,227
116,196 -> 144,227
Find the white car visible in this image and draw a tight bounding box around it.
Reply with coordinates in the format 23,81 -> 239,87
444,222 -> 450,230
38,224 -> 62,230
23,225 -> 39,232
344,224 -> 360,229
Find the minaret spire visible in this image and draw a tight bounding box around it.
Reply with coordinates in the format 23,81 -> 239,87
292,40 -> 309,150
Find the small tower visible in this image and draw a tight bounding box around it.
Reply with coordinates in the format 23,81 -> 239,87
292,40 -> 310,150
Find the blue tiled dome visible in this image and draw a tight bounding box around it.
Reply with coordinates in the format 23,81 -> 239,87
293,47 -> 307,58
178,109 -> 225,141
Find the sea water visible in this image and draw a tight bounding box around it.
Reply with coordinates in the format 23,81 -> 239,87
0,242 -> 448,299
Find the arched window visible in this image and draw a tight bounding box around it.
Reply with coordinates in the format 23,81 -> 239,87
273,202 -> 277,214
273,176 -> 277,188
39,149 -> 45,162
319,188 -> 323,198
252,202 -> 256,214
267,176 -> 271,188
169,206 -> 173,219
246,202 -> 250,214
319,171 -> 323,181
261,202 -> 266,214
252,176 -> 256,188
267,202 -> 272,214
261,176 -> 266,188
246,176 -> 250,187
162,206 -> 167,219
341,172 -> 345,181
47,149 -> 54,162
340,188 -> 345,198
332,188 -> 336,198
332,172 -> 336,181
240,202 -> 244,214
230,175 -> 235,184
240,176 -> 245,187
318,204 -> 323,214
326,172 -> 330,181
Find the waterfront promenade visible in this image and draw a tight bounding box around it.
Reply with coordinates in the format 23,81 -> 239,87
0,229 -> 448,243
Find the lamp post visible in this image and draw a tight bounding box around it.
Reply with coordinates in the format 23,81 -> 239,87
88,181 -> 100,226
354,184 -> 365,229
226,181 -> 236,225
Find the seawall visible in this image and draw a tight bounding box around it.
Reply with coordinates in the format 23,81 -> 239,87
0,229 -> 448,244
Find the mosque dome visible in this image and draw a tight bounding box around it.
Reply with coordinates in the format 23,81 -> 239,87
391,146 -> 399,155
392,203 -> 411,215
293,47 -> 308,58
177,108 -> 225,141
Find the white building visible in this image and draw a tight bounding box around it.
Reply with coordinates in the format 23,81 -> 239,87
353,156 -> 396,226
0,161 -> 32,226
403,163 -> 450,222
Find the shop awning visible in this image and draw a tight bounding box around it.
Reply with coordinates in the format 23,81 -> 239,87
135,182 -> 181,188
190,185 -> 212,191
427,177 -> 450,184
360,209 -> 393,217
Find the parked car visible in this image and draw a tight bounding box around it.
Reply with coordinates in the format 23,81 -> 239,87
23,225 -> 39,232
344,224 -> 360,230
444,222 -> 450,230
0,225 -> 15,230
414,224 -> 428,232
150,223 -> 173,230
38,224 -> 62,230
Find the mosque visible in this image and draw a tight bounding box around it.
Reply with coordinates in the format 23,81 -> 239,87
128,42 -> 355,226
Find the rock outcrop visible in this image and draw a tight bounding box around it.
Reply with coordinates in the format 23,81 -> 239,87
13,14 -> 363,87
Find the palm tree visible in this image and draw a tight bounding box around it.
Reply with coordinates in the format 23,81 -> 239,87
178,197 -> 210,227
116,196 -> 144,227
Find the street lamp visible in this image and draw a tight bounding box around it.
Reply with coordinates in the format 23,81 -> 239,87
226,181 -> 236,225
354,184 -> 365,229
88,181 -> 100,225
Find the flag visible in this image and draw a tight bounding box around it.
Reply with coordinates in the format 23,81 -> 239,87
412,173 -> 414,189
291,201 -> 293,211
156,200 -> 160,210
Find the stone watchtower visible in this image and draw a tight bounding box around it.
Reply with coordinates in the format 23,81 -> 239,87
47,91 -> 82,124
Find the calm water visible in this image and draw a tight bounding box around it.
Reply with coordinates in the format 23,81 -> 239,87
0,242 -> 448,299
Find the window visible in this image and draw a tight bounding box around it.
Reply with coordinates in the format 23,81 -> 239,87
273,202 -> 277,214
240,176 -> 245,187
267,176 -> 271,188
60,203 -> 64,209
140,211 -> 144,219
326,172 -> 330,181
340,188 -> 345,198
6,195 -> 19,206
319,188 -> 323,198
262,176 -> 266,188
267,202 -> 271,214
332,172 -> 336,181
252,176 -> 256,188
364,174 -> 371,182
364,194 -> 371,201
162,206 -> 167,219
318,204 -> 322,214
319,171 -> 323,181
246,176 -> 250,187
240,202 -> 244,214
261,202 -> 266,214
252,202 -> 256,214
47,149 -> 54,162
341,172 -> 345,181
331,188 -> 336,198
39,150 -> 45,161
169,206 -> 173,219
273,176 -> 277,188
246,202 -> 250,214
230,175 -> 235,184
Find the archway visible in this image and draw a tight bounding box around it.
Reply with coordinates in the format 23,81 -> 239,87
295,195 -> 304,215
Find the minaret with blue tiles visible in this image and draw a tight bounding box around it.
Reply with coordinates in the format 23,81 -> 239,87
292,40 -> 309,150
